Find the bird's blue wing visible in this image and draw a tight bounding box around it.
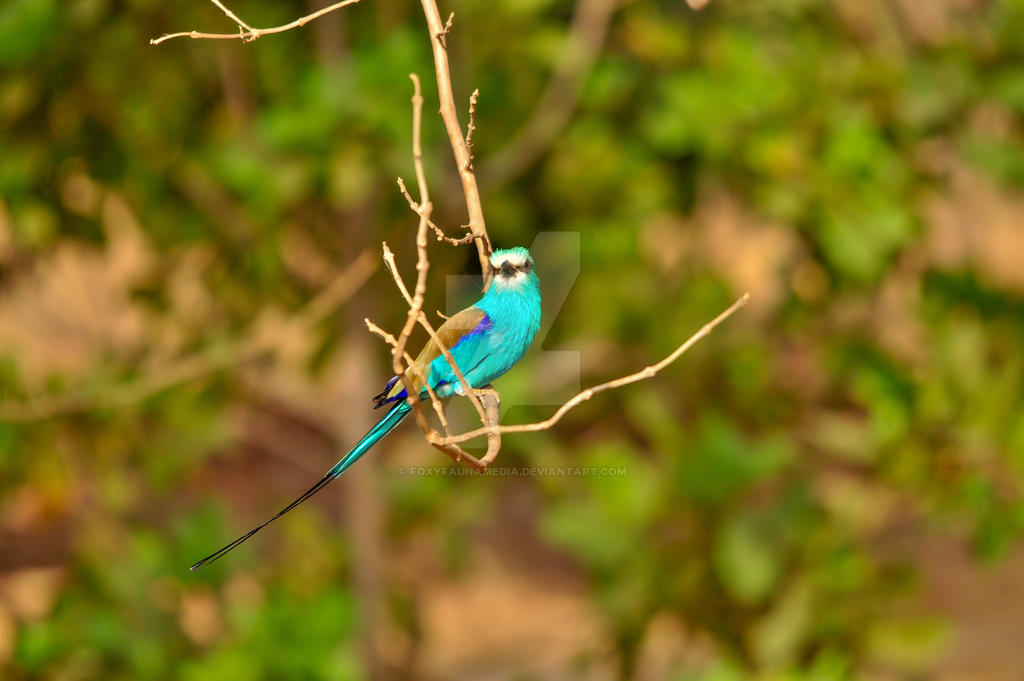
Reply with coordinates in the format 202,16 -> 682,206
425,313 -> 494,391
374,306 -> 492,406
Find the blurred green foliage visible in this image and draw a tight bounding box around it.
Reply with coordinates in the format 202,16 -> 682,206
3,0 -> 1024,679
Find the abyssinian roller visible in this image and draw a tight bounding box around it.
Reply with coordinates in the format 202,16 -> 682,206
189,247 -> 541,571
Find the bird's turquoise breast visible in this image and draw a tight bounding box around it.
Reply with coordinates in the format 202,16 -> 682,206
471,285 -> 541,386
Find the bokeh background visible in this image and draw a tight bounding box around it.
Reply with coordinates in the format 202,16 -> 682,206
3,0 -> 1024,679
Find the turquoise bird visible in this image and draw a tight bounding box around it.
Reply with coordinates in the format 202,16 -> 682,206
189,247 -> 541,571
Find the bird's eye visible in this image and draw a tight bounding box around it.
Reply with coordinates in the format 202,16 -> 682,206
522,261 -> 532,274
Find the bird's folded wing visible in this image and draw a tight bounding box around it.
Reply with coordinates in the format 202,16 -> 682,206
385,306 -> 490,399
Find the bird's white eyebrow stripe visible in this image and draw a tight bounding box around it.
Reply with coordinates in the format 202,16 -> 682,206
490,253 -> 527,267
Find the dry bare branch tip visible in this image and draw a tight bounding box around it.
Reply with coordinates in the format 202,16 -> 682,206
396,177 -> 421,212
380,241 -> 413,306
434,228 -> 476,246
396,177 -> 476,246
210,0 -> 253,31
364,318 -> 397,346
464,89 -> 480,171
436,11 -> 455,44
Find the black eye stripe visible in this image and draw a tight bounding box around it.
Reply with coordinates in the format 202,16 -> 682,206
491,259 -> 532,274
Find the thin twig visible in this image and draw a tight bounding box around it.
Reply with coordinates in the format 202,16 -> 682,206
436,11 -> 454,46
382,75 -> 490,469
381,242 -> 413,307
388,101 -> 437,451
150,0 -> 366,45
465,89 -> 479,171
408,74 -> 429,204
209,0 -> 254,33
397,178 -> 475,246
385,133 -> 435,443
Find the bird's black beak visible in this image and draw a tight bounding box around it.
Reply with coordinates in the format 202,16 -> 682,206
501,261 -> 515,277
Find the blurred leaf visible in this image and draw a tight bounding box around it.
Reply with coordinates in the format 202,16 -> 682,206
713,515 -> 781,605
0,0 -> 55,66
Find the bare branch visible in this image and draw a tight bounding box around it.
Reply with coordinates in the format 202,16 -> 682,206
435,293 -> 751,446
381,241 -> 414,307
150,0 -> 366,45
387,75 -> 491,440
377,76 -> 494,470
419,0 -> 493,288
465,89 -> 479,171
396,178 -> 475,246
208,0 -> 254,33
380,24 -> 749,468
388,72 -> 436,449
436,11 -> 455,46
408,74 -> 429,206
474,386 -> 501,465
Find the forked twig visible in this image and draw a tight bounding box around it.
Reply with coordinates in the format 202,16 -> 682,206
150,0 -> 366,45
397,178 -> 475,246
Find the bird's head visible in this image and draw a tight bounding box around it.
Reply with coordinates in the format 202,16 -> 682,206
488,247 -> 538,291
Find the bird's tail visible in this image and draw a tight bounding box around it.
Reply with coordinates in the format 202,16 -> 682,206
188,400 -> 411,571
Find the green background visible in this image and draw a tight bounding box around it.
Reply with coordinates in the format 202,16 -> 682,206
2,0 -> 1024,679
